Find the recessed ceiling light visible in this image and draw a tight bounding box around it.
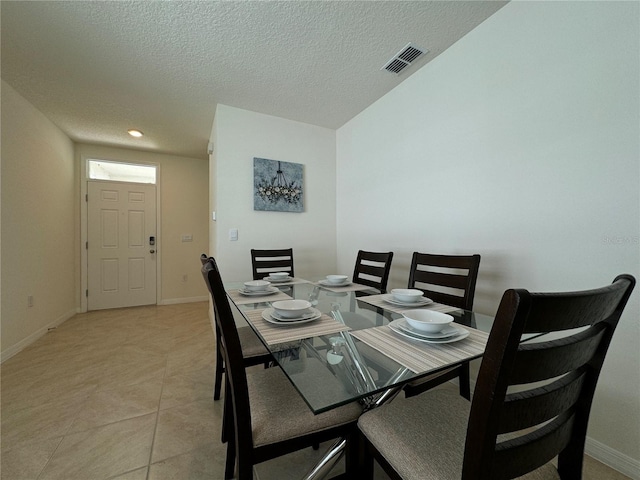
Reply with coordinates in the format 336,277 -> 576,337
128,129 -> 144,137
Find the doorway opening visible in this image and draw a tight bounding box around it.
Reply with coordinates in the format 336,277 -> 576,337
82,159 -> 161,312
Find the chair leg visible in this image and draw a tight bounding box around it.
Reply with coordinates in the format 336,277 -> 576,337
214,347 -> 224,401
224,406 -> 236,480
236,459 -> 253,480
355,432 -> 374,480
221,379 -> 231,443
459,363 -> 471,400
224,441 -> 236,480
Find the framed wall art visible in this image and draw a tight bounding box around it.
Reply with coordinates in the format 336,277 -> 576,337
253,157 -> 304,212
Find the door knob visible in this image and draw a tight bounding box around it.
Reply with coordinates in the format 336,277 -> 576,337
150,249 -> 155,254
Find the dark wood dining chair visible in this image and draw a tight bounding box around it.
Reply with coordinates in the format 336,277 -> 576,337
200,254 -> 271,403
202,257 -> 363,480
352,250 -> 394,293
358,274 -> 635,480
251,248 -> 294,280
403,252 -> 481,400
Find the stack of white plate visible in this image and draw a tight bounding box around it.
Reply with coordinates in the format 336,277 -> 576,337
382,293 -> 433,307
263,274 -> 293,283
318,275 -> 351,287
239,286 -> 280,296
388,319 -> 469,344
261,307 -> 322,325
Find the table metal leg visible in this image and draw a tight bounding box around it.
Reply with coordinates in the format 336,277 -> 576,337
301,438 -> 347,480
301,306 -> 412,479
299,379 -> 407,479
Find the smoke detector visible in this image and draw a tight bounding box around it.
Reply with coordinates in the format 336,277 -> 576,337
381,43 -> 427,75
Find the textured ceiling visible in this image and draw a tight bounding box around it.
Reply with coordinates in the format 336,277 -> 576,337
1,1 -> 507,160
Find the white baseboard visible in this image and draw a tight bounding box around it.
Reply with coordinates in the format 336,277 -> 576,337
586,437 -> 640,479
158,296 -> 208,305
1,308 -> 77,363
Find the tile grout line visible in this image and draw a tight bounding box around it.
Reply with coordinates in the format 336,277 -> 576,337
33,436 -> 65,480
33,321 -> 95,480
145,352 -> 170,480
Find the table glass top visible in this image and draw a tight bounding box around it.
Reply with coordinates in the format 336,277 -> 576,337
227,280 -> 494,414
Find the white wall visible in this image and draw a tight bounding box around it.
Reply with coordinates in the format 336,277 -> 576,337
211,105 -> 337,281
1,81 -> 77,359
75,144 -> 209,305
337,1 -> 639,474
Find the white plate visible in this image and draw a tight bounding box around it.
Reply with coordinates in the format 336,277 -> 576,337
382,294 -> 433,307
388,319 -> 469,344
262,308 -> 322,325
318,279 -> 352,287
238,286 -> 280,296
264,275 -> 293,283
271,307 -> 319,322
393,319 -> 460,339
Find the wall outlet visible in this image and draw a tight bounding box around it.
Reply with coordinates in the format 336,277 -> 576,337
27,295 -> 34,307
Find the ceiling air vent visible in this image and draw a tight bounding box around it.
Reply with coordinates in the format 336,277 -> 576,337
382,43 -> 427,75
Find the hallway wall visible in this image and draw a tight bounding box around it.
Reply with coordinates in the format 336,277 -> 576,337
1,81 -> 77,359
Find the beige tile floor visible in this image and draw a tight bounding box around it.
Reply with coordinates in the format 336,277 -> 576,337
0,302 -> 631,480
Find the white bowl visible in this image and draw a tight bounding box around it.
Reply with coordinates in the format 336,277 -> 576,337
243,280 -> 271,292
326,275 -> 348,284
402,309 -> 454,333
272,299 -> 312,318
391,289 -> 424,303
269,272 -> 289,279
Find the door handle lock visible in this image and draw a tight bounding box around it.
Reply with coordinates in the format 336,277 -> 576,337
150,249 -> 155,254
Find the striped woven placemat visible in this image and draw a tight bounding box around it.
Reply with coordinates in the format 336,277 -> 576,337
350,325 -> 488,374
244,309 -> 351,346
356,294 -> 462,315
227,289 -> 292,306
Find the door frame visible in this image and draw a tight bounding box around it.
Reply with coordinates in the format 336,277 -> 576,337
80,157 -> 162,313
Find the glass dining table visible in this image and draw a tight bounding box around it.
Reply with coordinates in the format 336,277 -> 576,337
225,277 -> 494,479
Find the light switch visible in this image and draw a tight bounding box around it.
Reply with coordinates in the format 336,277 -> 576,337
181,234 -> 193,242
229,228 -> 238,241
211,211 -> 216,221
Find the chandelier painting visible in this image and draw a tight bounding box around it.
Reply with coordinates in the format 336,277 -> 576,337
253,157 -> 304,212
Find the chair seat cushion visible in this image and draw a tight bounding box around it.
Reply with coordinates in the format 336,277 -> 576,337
358,387 -> 560,480
247,359 -> 362,447
238,326 -> 270,358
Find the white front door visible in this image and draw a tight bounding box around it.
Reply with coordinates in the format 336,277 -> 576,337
87,181 -> 157,310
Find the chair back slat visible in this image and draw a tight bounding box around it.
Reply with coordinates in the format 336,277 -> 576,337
523,286 -> 626,333
251,248 -> 294,280
408,253 -> 480,311
424,255 -> 479,269
411,270 -> 471,290
499,369 -> 586,433
357,263 -> 386,278
427,291 -> 470,310
352,250 -> 393,293
510,326 -> 606,385
491,409 -> 576,479
462,274 -> 635,480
